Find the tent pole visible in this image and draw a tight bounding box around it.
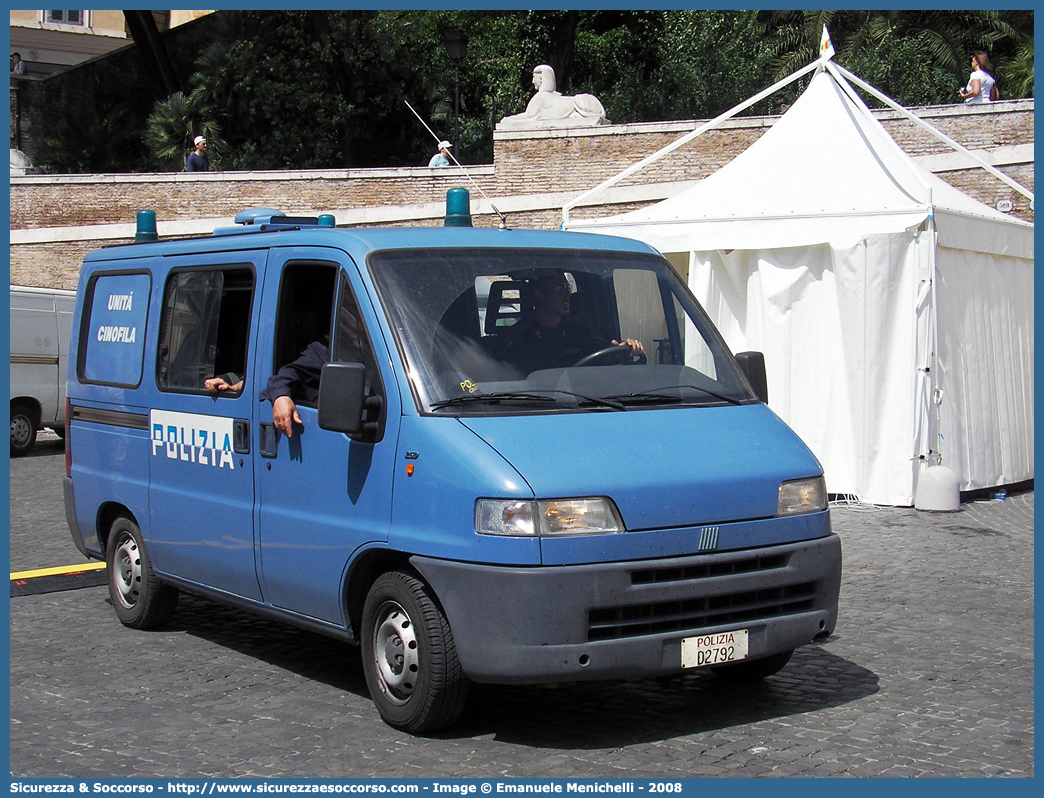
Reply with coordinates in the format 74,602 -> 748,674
928,213 -> 942,471
561,59 -> 824,227
926,201 -> 941,469
829,62 -> 1034,202
917,190 -> 943,472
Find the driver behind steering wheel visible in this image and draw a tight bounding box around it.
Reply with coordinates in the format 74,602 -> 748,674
501,271 -> 644,374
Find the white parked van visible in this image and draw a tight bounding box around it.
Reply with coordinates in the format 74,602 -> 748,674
10,285 -> 75,455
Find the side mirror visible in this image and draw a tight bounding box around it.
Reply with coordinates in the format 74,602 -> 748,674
317,362 -> 367,434
735,351 -> 768,404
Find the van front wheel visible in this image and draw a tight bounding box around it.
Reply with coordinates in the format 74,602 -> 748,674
360,571 -> 468,734
106,516 -> 178,629
10,402 -> 38,457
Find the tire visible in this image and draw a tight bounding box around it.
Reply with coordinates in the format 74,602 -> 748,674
711,649 -> 793,682
10,402 -> 38,457
360,570 -> 468,734
105,516 -> 178,630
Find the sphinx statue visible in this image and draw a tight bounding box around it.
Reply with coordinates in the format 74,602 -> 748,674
496,65 -> 609,129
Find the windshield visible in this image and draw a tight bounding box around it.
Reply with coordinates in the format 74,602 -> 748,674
368,247 -> 755,414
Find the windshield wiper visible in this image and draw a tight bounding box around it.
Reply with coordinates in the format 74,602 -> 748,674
607,392 -> 683,406
607,385 -> 745,406
431,389 -> 626,411
430,392 -> 559,409
546,390 -> 626,410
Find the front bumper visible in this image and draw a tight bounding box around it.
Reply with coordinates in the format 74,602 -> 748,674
412,533 -> 842,684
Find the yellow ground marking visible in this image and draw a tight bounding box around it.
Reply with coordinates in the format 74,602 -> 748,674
11,562 -> 107,580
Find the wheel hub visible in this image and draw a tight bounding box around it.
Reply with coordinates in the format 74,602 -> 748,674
112,535 -> 142,609
11,415 -> 31,447
372,601 -> 419,705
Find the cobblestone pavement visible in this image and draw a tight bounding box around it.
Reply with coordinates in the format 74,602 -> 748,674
9,438 -> 1034,778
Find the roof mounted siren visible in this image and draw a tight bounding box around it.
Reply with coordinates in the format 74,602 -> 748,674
212,208 -> 337,236
135,210 -> 158,242
234,207 -> 335,227
444,188 -> 472,227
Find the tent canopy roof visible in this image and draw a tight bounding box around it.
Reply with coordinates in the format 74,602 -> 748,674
567,69 -> 1032,259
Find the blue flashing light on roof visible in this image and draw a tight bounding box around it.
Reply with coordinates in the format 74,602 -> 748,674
444,188 -> 472,227
134,209 -> 158,242
213,208 -> 336,236
235,207 -> 282,225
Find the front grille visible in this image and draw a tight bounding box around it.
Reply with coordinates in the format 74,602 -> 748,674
587,581 -> 818,641
631,553 -> 788,585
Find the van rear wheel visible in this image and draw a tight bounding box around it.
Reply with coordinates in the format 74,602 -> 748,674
360,570 -> 468,734
10,402 -> 38,457
106,516 -> 178,629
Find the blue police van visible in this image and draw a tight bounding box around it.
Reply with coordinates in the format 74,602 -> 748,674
64,199 -> 841,733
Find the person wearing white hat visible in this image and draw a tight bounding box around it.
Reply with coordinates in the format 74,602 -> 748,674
428,140 -> 452,168
187,135 -> 209,172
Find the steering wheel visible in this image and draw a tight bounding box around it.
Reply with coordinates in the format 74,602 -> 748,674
573,344 -> 648,367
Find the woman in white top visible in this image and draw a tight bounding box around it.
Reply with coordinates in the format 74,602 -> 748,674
959,51 -> 996,103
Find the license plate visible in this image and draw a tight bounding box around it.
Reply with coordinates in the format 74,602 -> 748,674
681,629 -> 749,668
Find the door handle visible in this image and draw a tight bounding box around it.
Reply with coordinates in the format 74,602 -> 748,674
234,419 -> 250,454
260,422 -> 279,458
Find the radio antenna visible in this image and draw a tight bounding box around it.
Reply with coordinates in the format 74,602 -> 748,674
405,99 -> 508,228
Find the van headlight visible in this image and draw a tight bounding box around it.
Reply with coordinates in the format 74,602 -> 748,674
777,476 -> 828,516
476,498 -> 625,537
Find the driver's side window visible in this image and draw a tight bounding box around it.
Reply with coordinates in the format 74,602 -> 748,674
333,272 -> 381,389
332,271 -> 386,441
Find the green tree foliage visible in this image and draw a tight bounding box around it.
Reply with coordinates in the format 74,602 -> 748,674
38,98 -> 142,173
650,11 -> 776,118
178,11 -> 355,170
145,91 -> 221,171
759,9 -> 1034,107
842,31 -> 960,107
995,14 -> 1033,99
115,9 -> 1032,173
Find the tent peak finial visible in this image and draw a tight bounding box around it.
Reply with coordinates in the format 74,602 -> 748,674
819,25 -> 835,62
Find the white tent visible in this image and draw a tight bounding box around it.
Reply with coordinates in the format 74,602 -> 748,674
565,64 -> 1033,506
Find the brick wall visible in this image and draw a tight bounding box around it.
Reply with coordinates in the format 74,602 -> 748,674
10,168 -> 500,230
10,98 -> 1033,290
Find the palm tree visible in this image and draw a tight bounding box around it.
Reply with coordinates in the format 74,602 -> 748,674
999,46 -> 1033,98
145,91 -> 221,171
760,10 -> 1026,80
759,9 -> 839,82
997,27 -> 1033,98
